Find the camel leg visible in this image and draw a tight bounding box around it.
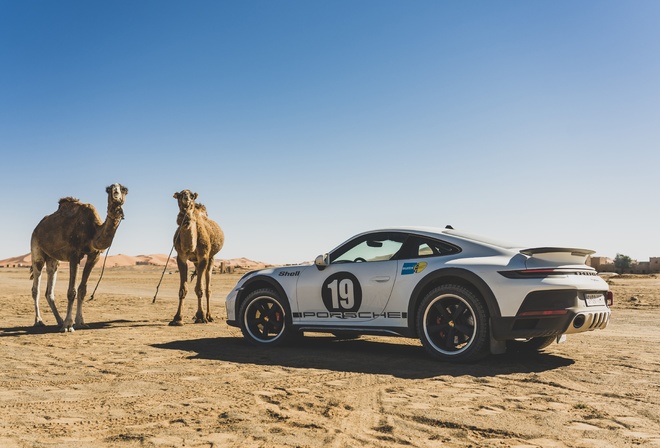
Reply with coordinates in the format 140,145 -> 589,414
31,260 -> 45,326
170,257 -> 188,326
204,262 -> 214,322
61,260 -> 79,332
44,260 -> 63,326
74,252 -> 99,329
193,259 -> 209,323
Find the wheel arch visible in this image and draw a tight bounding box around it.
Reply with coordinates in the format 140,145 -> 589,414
406,268 -> 501,336
237,275 -> 291,317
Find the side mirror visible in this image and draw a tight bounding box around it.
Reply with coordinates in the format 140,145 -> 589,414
315,254 -> 329,270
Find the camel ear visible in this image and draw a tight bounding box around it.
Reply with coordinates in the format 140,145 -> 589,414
121,185 -> 128,195
193,192 -> 198,200
106,186 -> 112,194
173,192 -> 180,199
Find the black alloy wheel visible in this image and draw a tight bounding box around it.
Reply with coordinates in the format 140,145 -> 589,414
416,284 -> 489,363
240,288 -> 291,346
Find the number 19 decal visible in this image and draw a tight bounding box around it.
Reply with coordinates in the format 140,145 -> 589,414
327,278 -> 355,309
321,272 -> 362,312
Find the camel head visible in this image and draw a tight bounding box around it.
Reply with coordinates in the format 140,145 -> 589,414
174,189 -> 199,228
174,190 -> 198,214
106,183 -> 129,219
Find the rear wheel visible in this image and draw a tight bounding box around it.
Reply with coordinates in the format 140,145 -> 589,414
506,336 -> 556,353
416,284 -> 489,363
239,288 -> 292,346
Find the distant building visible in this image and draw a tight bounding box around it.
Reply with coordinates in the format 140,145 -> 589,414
589,257 -> 613,271
590,256 -> 660,274
651,257 -> 660,271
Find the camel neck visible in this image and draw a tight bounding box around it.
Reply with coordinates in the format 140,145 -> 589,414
177,211 -> 198,253
92,207 -> 123,251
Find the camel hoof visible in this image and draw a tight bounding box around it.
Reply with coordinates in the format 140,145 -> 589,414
206,316 -> 214,323
60,326 -> 75,333
169,320 -> 184,327
193,311 -> 208,323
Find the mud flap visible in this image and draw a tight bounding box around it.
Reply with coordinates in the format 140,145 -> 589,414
557,334 -> 567,344
490,325 -> 506,355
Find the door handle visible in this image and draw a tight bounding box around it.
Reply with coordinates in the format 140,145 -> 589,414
372,276 -> 391,283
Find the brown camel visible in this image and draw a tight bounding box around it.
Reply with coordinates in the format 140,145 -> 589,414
30,184 -> 129,332
170,189 -> 224,326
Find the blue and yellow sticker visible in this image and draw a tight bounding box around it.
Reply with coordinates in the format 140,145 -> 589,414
401,261 -> 428,275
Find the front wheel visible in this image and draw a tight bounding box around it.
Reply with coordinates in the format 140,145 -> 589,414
239,288 -> 292,346
416,284 -> 489,363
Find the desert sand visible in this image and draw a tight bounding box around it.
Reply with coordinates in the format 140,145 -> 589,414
0,265 -> 658,448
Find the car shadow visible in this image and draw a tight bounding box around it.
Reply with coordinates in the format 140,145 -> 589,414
152,335 -> 575,379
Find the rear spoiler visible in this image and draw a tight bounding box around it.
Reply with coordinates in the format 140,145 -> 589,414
520,247 -> 596,265
520,247 -> 595,257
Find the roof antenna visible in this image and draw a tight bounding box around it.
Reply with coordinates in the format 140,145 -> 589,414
445,225 -> 454,229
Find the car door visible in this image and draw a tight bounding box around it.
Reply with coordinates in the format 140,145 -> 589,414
294,232 -> 405,324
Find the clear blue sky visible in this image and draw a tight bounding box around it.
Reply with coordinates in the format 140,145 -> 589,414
1,1 -> 659,264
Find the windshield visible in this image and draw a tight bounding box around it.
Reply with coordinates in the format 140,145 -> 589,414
332,233 -> 406,263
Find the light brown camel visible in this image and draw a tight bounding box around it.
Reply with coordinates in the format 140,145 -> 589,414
170,189 -> 224,326
30,184 -> 129,332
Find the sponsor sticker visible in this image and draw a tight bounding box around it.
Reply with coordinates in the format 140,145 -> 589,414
414,262 -> 427,273
401,262 -> 428,275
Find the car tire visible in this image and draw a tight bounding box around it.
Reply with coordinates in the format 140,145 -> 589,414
506,336 -> 556,353
416,284 -> 489,363
239,288 -> 292,346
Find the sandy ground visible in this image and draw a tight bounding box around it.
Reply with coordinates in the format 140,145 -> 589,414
0,267 -> 658,448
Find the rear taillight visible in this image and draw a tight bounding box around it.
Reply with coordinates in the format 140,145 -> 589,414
499,269 -> 596,279
499,269 -> 565,279
606,291 -> 614,306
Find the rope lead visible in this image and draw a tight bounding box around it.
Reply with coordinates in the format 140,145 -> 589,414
153,226 -> 181,304
88,216 -> 124,302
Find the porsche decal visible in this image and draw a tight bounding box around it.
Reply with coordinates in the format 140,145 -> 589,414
293,311 -> 407,319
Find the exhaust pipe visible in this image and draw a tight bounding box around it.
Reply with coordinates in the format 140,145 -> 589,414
573,314 -> 586,329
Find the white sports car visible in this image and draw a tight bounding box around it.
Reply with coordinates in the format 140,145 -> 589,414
225,227 -> 612,362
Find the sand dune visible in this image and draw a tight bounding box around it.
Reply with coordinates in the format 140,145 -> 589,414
0,253 -> 271,270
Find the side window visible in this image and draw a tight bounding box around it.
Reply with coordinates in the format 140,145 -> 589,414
396,236 -> 461,260
331,233 -> 406,263
418,243 -> 434,257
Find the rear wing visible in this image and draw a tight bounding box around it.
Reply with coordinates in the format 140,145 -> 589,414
520,247 -> 595,265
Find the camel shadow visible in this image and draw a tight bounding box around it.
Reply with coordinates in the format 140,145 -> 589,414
0,319 -> 155,337
152,336 -> 575,379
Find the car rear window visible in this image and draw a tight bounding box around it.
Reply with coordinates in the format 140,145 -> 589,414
396,236 -> 461,259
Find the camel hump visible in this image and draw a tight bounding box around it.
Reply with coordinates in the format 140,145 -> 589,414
57,197 -> 84,216
55,198 -> 100,222
195,203 -> 208,216
58,197 -> 81,207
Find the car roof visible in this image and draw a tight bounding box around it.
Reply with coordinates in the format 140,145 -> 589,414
359,226 -> 522,251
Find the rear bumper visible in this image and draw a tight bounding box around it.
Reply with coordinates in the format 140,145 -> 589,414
491,288 -> 611,340
491,308 -> 610,340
